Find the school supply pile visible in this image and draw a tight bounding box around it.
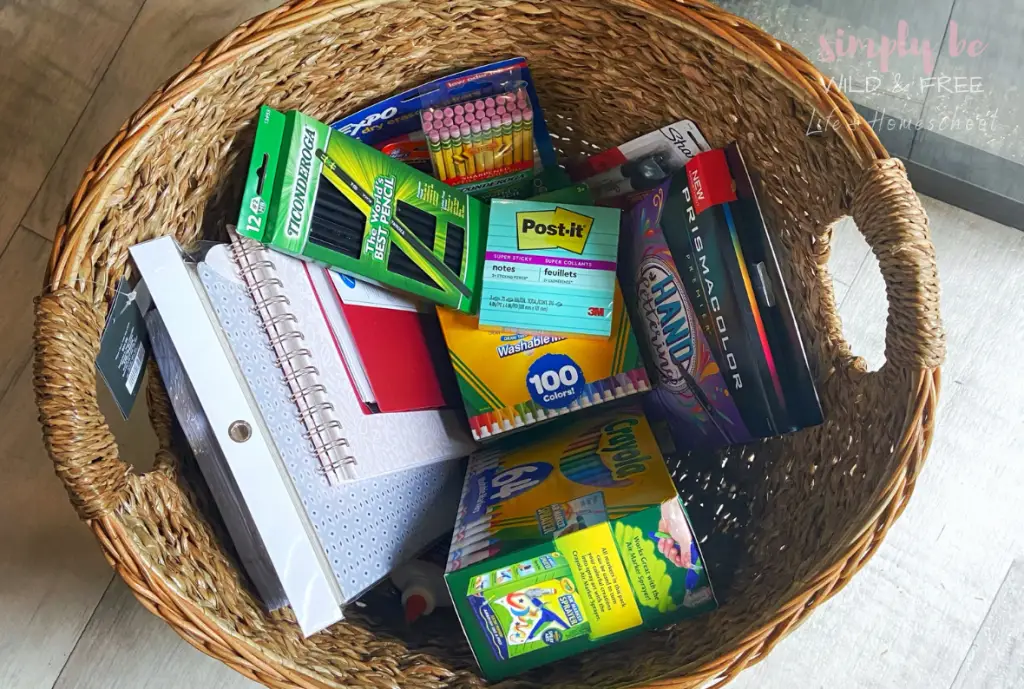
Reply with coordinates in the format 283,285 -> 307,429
117,55 -> 826,676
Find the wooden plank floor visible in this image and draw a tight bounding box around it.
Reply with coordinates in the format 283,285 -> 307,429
1,2 -> 1022,688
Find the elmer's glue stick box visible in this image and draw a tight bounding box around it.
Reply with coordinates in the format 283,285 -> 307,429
445,407 -> 716,679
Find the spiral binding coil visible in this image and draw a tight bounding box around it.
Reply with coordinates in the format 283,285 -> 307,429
230,235 -> 357,482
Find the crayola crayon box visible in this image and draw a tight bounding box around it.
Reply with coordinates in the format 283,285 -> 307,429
446,408 -> 716,679
436,281 -> 651,441
237,105 -> 487,313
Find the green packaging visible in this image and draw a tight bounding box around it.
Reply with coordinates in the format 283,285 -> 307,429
447,407 -> 716,679
237,105 -> 487,313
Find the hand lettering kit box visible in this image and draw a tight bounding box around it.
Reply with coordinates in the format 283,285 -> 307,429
436,281 -> 650,441
618,143 -> 823,450
477,199 -> 621,337
445,407 -> 716,679
237,105 -> 487,313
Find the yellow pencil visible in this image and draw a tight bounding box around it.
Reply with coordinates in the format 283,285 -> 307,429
471,121 -> 486,172
500,113 -> 514,167
511,110 -> 524,164
449,125 -> 468,178
460,123 -> 476,176
480,119 -> 495,172
522,109 -> 535,164
439,128 -> 457,180
427,129 -> 447,181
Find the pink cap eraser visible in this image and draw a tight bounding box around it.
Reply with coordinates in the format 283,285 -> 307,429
454,114 -> 465,125
428,130 -> 441,143
481,119 -> 492,132
449,126 -> 463,138
502,114 -> 513,126
512,111 -> 523,124
454,104 -> 465,116
422,109 -> 434,123
422,119 -> 434,133
465,112 -> 476,123
484,97 -> 496,109
496,105 -> 507,116
443,117 -> 455,128
471,121 -> 482,134
460,123 -> 472,137
491,117 -> 502,130
485,107 -> 496,118
523,109 -> 534,121
439,128 -> 451,141
442,107 -> 455,118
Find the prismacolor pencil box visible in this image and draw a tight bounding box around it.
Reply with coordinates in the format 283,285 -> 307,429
436,281 -> 650,441
237,106 -> 487,313
445,407 -> 716,680
618,143 -> 823,450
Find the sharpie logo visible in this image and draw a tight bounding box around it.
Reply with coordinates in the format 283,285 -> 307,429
285,124 -> 319,240
515,207 -> 593,254
636,256 -> 696,393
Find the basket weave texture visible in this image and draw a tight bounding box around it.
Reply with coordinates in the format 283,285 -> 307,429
32,1 -> 945,687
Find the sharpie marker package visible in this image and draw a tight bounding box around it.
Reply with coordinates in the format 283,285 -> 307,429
618,143 -> 823,450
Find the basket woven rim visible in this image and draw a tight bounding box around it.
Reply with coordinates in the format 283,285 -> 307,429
33,1 -> 944,688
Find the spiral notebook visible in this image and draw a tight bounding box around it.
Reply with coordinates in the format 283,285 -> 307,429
228,232 -> 475,484
132,236 -> 467,637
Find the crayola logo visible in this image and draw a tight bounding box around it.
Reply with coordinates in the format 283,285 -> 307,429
559,417 -> 653,487
516,207 -> 593,254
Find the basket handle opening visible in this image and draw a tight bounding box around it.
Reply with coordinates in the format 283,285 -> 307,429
849,159 -> 945,371
34,288 -> 133,520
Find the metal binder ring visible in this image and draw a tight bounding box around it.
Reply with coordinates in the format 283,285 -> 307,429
267,331 -> 304,347
275,348 -> 312,365
252,277 -> 284,291
291,384 -> 326,402
282,365 -> 318,383
265,313 -> 298,327
253,294 -> 290,311
302,419 -> 343,438
296,401 -> 335,417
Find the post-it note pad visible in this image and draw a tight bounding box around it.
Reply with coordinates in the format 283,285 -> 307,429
479,199 -> 621,337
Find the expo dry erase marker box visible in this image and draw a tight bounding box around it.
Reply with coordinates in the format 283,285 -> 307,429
237,105 -> 487,313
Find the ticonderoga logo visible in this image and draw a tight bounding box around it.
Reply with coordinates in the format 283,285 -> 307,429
286,124 -> 319,240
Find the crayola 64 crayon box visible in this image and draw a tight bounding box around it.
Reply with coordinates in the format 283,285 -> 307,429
446,408 -> 716,679
237,105 -> 487,313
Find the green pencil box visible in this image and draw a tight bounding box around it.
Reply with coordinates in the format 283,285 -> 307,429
237,105 -> 488,313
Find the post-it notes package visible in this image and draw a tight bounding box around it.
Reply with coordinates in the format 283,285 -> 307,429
436,282 -> 650,441
237,105 -> 487,313
618,143 -> 823,451
445,407 -> 716,679
478,199 -> 621,337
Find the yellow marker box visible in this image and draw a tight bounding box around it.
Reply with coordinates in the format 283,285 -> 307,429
445,407 -> 716,680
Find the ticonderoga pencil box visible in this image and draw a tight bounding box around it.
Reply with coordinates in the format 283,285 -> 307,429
237,105 -> 487,313
436,280 -> 650,441
446,407 -> 716,680
618,143 -> 823,450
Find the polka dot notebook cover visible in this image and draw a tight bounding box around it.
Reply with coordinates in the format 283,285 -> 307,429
197,245 -> 466,614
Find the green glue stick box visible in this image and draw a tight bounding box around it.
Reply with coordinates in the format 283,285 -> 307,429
237,105 -> 487,313
446,407 -> 717,679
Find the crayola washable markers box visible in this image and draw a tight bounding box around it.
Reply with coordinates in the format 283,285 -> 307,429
446,408 -> 716,680
237,105 -> 487,313
477,199 -> 621,337
436,281 -> 651,441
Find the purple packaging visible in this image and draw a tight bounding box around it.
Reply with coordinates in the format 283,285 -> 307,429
618,181 -> 754,450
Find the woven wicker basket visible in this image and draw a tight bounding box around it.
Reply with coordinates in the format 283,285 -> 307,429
33,0 -> 945,687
